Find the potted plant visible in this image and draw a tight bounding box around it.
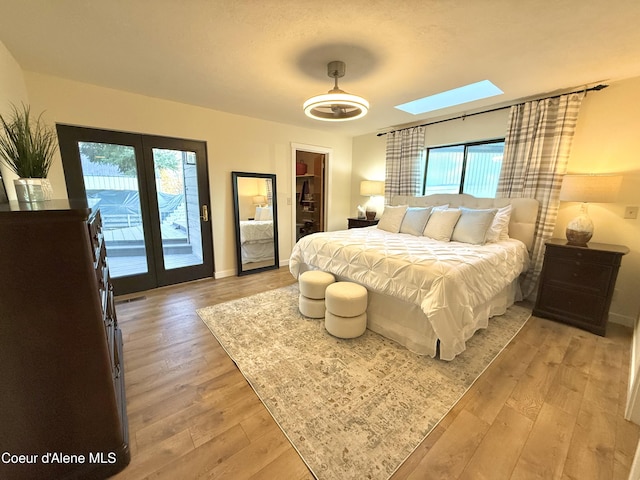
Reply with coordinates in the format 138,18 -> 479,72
0,103 -> 58,202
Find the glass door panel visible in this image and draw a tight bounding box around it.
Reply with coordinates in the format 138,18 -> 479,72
78,141 -> 150,278
151,148 -> 204,270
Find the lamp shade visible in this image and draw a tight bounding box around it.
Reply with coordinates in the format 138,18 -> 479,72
252,195 -> 267,205
559,174 -> 622,203
360,180 -> 385,196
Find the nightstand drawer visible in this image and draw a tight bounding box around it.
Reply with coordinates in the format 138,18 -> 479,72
544,243 -> 622,266
543,258 -> 613,294
536,284 -> 607,331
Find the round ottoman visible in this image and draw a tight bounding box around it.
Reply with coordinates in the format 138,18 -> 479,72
324,282 -> 368,338
298,270 -> 335,318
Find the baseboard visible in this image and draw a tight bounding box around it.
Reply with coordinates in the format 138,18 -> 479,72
610,312 -> 635,328
214,268 -> 236,279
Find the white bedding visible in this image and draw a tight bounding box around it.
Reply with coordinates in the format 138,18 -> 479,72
239,220 -> 273,244
289,226 -> 529,358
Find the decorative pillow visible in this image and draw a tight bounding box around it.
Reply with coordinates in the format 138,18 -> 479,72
451,207 -> 498,245
377,205 -> 408,233
423,209 -> 462,241
485,205 -> 512,243
399,207 -> 433,236
255,205 -> 272,221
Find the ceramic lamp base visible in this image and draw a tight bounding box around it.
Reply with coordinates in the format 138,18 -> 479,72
565,208 -> 593,246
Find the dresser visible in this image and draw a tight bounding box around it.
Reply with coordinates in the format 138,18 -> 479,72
533,238 -> 629,336
0,200 -> 129,479
347,217 -> 379,229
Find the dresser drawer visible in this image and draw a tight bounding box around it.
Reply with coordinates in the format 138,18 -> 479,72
87,210 -> 103,256
543,258 -> 613,294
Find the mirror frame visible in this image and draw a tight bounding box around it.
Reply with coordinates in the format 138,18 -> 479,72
231,171 -> 280,276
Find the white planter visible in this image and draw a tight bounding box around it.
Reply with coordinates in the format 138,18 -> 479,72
14,178 -> 53,202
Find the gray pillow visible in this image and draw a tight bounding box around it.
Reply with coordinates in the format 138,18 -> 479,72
451,207 -> 498,245
399,207 -> 433,236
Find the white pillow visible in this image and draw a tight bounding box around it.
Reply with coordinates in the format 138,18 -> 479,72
377,205 -> 408,233
255,205 -> 272,221
451,207 -> 498,245
485,205 -> 512,243
399,207 -> 433,236
423,209 -> 462,241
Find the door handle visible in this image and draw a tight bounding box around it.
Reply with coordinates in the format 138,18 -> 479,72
201,205 -> 209,222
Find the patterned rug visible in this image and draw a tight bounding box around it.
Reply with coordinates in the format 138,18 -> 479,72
197,284 -> 530,480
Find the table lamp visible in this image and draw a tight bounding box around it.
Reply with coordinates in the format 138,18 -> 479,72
559,174 -> 622,246
360,180 -> 385,220
252,195 -> 267,207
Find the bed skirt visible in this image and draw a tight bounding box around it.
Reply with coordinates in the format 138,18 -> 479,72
327,270 -> 521,359
365,279 -> 521,358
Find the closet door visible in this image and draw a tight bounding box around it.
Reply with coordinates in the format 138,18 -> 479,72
58,125 -> 214,295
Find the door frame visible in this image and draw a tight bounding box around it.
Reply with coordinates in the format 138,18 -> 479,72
57,124 -> 214,295
290,143 -> 331,248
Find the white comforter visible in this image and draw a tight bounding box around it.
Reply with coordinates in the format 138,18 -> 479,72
289,227 -> 529,355
239,220 -> 273,244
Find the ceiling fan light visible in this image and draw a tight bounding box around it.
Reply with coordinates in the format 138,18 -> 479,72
303,60 -> 369,122
303,92 -> 369,121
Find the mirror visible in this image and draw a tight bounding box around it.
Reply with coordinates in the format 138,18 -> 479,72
232,171 -> 280,276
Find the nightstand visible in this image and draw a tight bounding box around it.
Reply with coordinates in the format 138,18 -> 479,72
533,238 -> 629,336
348,217 -> 379,229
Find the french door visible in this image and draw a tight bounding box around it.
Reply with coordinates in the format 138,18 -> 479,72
57,125 -> 214,295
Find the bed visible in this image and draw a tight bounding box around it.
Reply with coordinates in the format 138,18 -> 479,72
289,193 -> 539,360
239,219 -> 274,264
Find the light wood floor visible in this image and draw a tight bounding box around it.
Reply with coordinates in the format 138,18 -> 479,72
111,267 -> 639,480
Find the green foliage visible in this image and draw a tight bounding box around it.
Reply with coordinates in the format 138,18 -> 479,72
0,103 -> 58,178
79,142 -> 138,175
79,143 -> 181,176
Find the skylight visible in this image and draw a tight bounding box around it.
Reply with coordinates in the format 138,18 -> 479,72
395,80 -> 504,115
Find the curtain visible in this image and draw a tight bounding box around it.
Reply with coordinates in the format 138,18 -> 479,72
384,126 -> 425,202
497,92 -> 584,298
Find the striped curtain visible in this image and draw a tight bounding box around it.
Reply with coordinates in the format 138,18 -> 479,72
266,178 -> 273,205
384,126 -> 426,202
497,92 -> 584,298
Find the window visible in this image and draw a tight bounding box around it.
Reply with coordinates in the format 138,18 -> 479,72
423,140 -> 504,198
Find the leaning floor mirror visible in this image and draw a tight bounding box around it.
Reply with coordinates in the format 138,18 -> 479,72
231,171 -> 280,276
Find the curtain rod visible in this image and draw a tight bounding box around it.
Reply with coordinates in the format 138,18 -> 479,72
376,84 -> 608,137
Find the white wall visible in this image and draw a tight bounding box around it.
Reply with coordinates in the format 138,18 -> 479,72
351,77 -> 640,327
0,40 -> 29,197
16,70 -> 353,278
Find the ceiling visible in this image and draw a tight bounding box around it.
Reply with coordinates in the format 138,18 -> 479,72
1,0 -> 640,137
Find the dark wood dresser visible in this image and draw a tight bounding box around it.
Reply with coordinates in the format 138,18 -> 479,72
0,200 -> 129,479
533,238 -> 629,336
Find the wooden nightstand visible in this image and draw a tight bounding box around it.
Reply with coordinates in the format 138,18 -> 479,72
348,217 -> 379,229
533,238 -> 629,336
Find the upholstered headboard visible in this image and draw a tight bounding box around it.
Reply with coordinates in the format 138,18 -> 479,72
390,194 -> 540,251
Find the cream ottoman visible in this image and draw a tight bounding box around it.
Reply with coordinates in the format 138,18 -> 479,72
324,282 -> 368,338
298,270 -> 335,318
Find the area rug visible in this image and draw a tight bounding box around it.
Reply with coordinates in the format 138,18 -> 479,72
197,284 -> 530,480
